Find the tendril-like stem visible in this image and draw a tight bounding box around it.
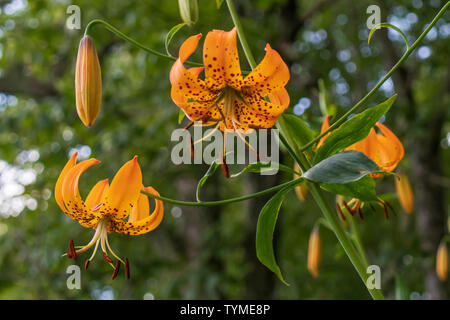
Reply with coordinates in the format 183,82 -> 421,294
83,19 -> 203,67
141,177 -> 303,206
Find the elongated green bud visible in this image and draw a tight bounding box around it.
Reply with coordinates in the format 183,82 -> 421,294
178,0 -> 198,26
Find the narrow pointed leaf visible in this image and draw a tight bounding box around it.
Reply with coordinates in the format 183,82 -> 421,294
256,187 -> 292,285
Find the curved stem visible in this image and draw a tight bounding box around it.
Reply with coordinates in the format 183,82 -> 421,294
141,177 -> 303,207
84,19 -> 203,67
300,1 -> 450,151
226,0 -> 384,299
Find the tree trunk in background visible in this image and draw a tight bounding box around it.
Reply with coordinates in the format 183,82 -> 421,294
411,111 -> 447,300
377,26 -> 448,299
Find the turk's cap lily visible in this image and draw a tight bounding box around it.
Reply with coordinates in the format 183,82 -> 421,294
170,27 -> 290,132
317,118 -> 404,175
54,153 -> 163,277
75,35 -> 102,127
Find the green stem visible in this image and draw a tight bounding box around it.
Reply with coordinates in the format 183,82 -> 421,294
300,1 -> 450,151
141,177 -> 303,206
226,0 -> 384,299
347,213 -> 370,268
83,19 -> 203,67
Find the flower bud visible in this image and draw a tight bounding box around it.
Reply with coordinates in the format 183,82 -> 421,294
395,173 -> 414,214
75,35 -> 102,127
293,162 -> 308,202
436,243 -> 448,282
178,0 -> 198,26
307,227 -> 321,278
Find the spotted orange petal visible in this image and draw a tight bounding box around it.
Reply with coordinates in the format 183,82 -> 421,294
170,61 -> 217,102
85,179 -> 109,212
102,156 -> 142,221
203,28 -> 243,90
109,186 -> 164,235
55,152 -> 78,213
61,158 -> 101,227
243,44 -> 290,97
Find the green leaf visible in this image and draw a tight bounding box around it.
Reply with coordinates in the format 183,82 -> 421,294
303,151 -> 382,184
322,176 -> 377,201
314,95 -> 397,163
196,161 -> 220,202
165,22 -> 188,56
178,109 -> 186,124
256,187 -> 292,285
368,23 -> 410,49
277,114 -> 316,154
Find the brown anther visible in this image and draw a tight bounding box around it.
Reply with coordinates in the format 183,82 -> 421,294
382,203 -> 389,219
358,207 -> 364,220
221,158 -> 230,179
125,258 -> 130,279
336,203 -> 346,221
67,251 -> 73,259
342,200 -> 355,216
183,120 -> 194,131
190,136 -> 195,159
69,239 -> 77,260
84,259 -> 90,270
384,201 -> 396,216
103,252 -> 113,263
111,260 -> 121,280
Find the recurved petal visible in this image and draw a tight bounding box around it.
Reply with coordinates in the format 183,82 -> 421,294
85,179 -> 109,211
55,152 -> 78,213
110,186 -> 164,235
170,82 -> 220,123
170,59 -> 217,102
243,43 -> 290,97
268,87 -> 290,109
102,156 -> 142,221
375,122 -> 404,172
179,34 -> 202,63
203,28 -> 243,90
61,158 -> 101,226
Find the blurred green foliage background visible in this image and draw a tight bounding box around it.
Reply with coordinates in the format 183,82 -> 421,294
0,0 -> 448,299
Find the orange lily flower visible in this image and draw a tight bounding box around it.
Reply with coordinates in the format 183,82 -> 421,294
317,118 -> 404,176
170,27 -> 290,133
54,153 -> 163,278
317,118 -> 404,219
